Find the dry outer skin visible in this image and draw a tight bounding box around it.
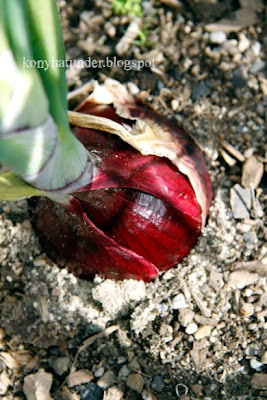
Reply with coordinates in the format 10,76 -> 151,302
0,0 -> 266,399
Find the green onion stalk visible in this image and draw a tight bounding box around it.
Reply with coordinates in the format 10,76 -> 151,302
0,0 -> 212,281
0,0 -> 95,201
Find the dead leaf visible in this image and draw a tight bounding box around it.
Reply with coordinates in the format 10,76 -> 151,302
0,352 -> 18,369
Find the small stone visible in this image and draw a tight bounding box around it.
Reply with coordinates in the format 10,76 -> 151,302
210,31 -> 226,44
0,371 -> 10,396
252,41 -> 261,56
261,352 -> 267,364
23,369 -> 53,400
178,309 -> 194,327
171,99 -> 179,111
33,259 -> 46,267
94,367 -> 105,378
50,356 -> 70,376
230,184 -> 251,219
185,322 -> 198,335
171,293 -> 187,309
119,365 -> 130,377
244,288 -> 253,297
126,373 -> 144,393
67,370 -> 94,387
250,60 -> 266,73
194,325 -> 212,340
243,232 -> 257,245
76,382 -> 103,400
190,349 -> 208,367
151,375 -> 165,392
22,219 -> 32,229
128,358 -> 141,371
241,156 -> 264,189
251,373 -> 267,390
228,270 -> 258,290
192,81 -> 211,101
192,383 -> 202,395
232,67 -> 248,89
238,33 -> 250,52
250,359 -> 264,371
240,302 -> 254,317
103,386 -> 124,400
97,370 -> 117,389
104,22 -> 116,38
209,271 -> 224,291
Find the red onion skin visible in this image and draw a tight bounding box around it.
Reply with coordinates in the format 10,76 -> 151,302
29,104 -> 212,281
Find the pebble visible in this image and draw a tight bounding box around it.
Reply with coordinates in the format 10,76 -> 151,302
230,184 -> 251,219
232,67 -> 248,89
238,33 -> 250,53
250,60 -> 266,73
251,41 -> 261,56
251,373 -> 267,390
0,371 -> 10,396
185,322 -> 198,335
23,369 -> 53,400
50,356 -> 70,376
192,81 -> 211,101
75,383 -> 103,400
242,155 -> 264,189
228,270 -> 258,290
126,373 -> 144,393
192,383 -> 202,395
194,325 -> 212,340
103,386 -> 124,400
67,370 -> 94,387
94,367 -> 105,378
240,302 -> 254,317
97,370 -> 117,389
151,375 -> 166,392
261,351 -> 267,364
171,293 -> 187,309
209,271 -> 224,291
250,359 -> 264,371
178,309 -> 194,327
210,31 -> 226,44
33,259 -> 46,267
119,365 -> 130,377
128,358 -> 140,371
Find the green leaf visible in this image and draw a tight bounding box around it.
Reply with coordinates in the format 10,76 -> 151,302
26,0 -> 70,138
0,172 -> 43,201
0,0 -> 48,131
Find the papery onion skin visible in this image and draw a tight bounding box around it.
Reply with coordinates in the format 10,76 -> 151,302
29,101 -> 212,282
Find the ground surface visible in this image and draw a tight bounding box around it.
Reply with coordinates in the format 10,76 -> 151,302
0,0 -> 266,399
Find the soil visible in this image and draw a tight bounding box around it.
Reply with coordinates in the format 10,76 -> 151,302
0,0 -> 266,399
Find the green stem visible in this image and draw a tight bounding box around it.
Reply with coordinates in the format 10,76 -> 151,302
0,0 -> 94,193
